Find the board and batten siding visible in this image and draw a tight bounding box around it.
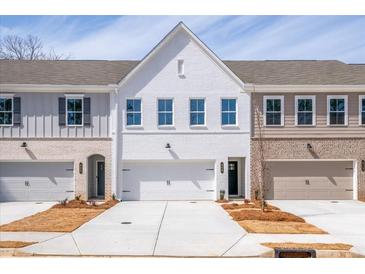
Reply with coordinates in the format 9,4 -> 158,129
0,92 -> 110,138
252,92 -> 365,138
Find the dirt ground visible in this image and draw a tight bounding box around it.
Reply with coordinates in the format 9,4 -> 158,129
261,242 -> 352,250
0,241 -> 36,248
239,220 -> 326,234
0,200 -> 119,233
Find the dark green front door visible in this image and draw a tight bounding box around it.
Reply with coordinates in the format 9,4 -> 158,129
97,161 -> 105,197
228,161 -> 238,196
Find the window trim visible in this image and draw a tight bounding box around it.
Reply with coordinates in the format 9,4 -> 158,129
263,95 -> 284,127
65,94 -> 84,127
0,94 -> 14,127
157,98 -> 175,128
125,97 -> 143,128
295,95 -> 316,126
189,97 -> 206,127
359,95 -> 365,126
221,97 -> 238,128
327,95 -> 348,126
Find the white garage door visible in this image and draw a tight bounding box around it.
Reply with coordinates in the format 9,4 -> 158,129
121,161 -> 216,200
0,162 -> 75,202
265,161 -> 354,200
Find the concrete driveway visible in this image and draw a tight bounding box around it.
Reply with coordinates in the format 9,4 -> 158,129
270,200 -> 365,255
0,202 -> 56,225
22,201 -> 247,256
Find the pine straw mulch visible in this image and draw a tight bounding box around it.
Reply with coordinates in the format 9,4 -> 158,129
220,200 -> 326,234
240,220 -> 326,234
261,242 -> 352,250
0,200 -> 119,233
0,241 -> 37,248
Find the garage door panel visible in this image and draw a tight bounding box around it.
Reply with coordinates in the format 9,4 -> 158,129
122,161 -> 216,201
0,162 -> 75,202
266,161 -> 354,200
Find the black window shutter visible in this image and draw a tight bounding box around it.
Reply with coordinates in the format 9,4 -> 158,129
58,97 -> 66,126
13,97 -> 21,126
84,97 -> 91,126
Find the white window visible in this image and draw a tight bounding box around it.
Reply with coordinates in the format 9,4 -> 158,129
360,95 -> 365,126
177,59 -> 184,76
66,96 -> 83,126
190,98 -> 205,126
158,99 -> 174,126
263,96 -> 284,126
221,98 -> 237,126
0,96 -> 13,126
126,99 -> 142,126
327,95 -> 348,126
295,96 -> 316,126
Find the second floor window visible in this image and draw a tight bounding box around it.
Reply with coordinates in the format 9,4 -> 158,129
264,96 -> 284,126
190,99 -> 205,126
328,96 -> 347,126
360,96 -> 365,126
296,96 -> 315,126
158,99 -> 173,126
221,99 -> 237,126
126,99 -> 142,126
67,98 -> 83,126
0,97 -> 13,126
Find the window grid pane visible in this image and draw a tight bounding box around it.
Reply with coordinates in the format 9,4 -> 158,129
265,98 -> 281,125
361,99 -> 365,125
0,98 -> 13,125
126,99 -> 142,126
221,99 -> 237,125
297,99 -> 313,125
190,99 -> 205,125
67,98 -> 83,125
329,98 -> 345,125
158,99 -> 173,126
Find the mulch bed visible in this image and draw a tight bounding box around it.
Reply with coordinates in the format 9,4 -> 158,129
221,201 -> 279,211
0,241 -> 37,248
240,220 -> 326,234
261,242 -> 352,250
0,200 -> 119,233
229,209 -> 305,222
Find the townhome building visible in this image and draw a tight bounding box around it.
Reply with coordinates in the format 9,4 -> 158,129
0,22 -> 364,202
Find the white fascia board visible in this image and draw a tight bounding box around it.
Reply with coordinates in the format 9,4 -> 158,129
0,84 -> 117,93
117,22 -> 245,90
244,84 -> 365,93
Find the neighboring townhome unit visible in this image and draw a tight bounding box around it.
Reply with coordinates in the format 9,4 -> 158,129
246,60 -> 365,201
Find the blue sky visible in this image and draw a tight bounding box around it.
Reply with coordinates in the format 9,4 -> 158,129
1,15 -> 364,63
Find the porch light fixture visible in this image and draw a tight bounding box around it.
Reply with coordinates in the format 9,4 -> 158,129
165,143 -> 171,149
362,160 -> 365,172
20,142 -> 27,148
79,162 -> 83,174
307,143 -> 313,150
220,162 -> 224,174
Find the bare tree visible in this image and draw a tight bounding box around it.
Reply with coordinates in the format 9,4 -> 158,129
254,94 -> 268,211
0,34 -> 68,60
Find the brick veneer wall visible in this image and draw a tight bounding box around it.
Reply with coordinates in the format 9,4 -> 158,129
251,138 -> 365,200
0,138 -> 112,200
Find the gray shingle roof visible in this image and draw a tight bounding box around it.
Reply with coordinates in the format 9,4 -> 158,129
1,59 -> 364,85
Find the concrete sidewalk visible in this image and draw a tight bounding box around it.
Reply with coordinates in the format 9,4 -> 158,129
270,200 -> 365,256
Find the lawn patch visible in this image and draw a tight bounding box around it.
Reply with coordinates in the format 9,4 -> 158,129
0,241 -> 36,248
239,220 -> 326,234
0,200 -> 119,233
261,242 -> 352,250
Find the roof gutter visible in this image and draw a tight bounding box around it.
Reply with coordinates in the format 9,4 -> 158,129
0,84 -> 118,93
244,84 -> 365,93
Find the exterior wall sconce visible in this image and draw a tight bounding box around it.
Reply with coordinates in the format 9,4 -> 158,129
165,143 -> 171,149
307,143 -> 313,150
220,162 -> 224,174
362,160 -> 365,172
21,142 -> 27,148
79,162 -> 83,174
